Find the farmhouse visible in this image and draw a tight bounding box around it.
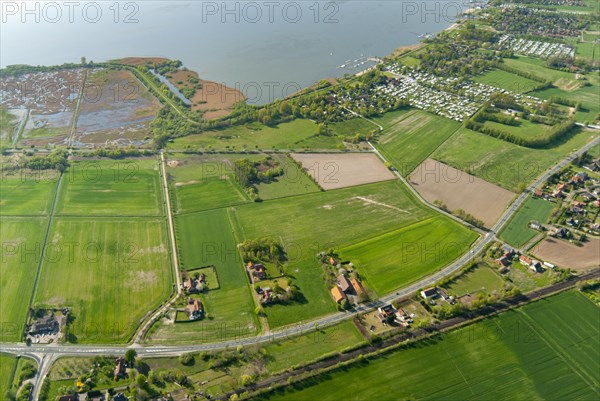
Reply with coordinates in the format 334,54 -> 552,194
337,274 -> 353,293
495,256 -> 511,267
186,298 -> 204,321
529,260 -> 543,273
183,274 -> 205,294
331,286 -> 346,303
29,315 -> 60,335
378,304 -> 396,323
519,255 -> 533,266
529,220 -> 543,231
247,262 -> 267,282
112,394 -> 128,401
351,278 -> 365,296
420,287 -> 438,299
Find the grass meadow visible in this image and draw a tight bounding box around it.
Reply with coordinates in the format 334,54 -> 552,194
340,217 -> 479,295
432,126 -> 598,190
34,217 -> 172,343
259,291 -> 600,401
0,172 -> 59,216
0,218 -> 47,342
445,263 -> 505,297
56,159 -> 162,216
474,68 -> 542,93
0,354 -> 17,401
169,120 -> 325,151
376,110 -> 461,176
500,196 -> 556,247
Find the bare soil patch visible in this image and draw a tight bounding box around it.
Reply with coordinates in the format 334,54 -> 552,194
166,70 -> 245,119
410,159 -> 515,228
533,237 -> 600,271
291,153 -> 395,190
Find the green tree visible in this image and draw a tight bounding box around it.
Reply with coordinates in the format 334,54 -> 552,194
125,349 -> 137,366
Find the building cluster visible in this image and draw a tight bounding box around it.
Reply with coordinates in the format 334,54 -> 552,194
330,271 -> 366,304
183,273 -> 207,293
377,304 -> 413,327
495,245 -> 553,272
186,298 -> 204,321
247,261 -> 267,283
495,35 -> 575,58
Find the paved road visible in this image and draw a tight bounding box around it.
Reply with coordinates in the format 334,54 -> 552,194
5,135 -> 599,400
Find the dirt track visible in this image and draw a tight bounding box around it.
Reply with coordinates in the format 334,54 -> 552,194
410,159 -> 515,228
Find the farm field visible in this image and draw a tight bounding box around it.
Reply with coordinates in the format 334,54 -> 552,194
167,154 -> 250,214
340,217 -> 478,295
73,68 -> 160,146
259,291 -> 600,401
410,159 -> 515,228
376,110 -> 461,176
291,153 -> 395,190
34,217 -> 172,343
499,196 -> 556,248
254,154 -> 321,200
234,180 -> 432,326
431,126 -> 598,190
371,108 -> 416,130
263,321 -> 365,373
0,354 -> 17,401
473,68 -> 541,93
445,264 -> 504,297
0,218 -> 47,342
533,237 -> 600,270
55,159 -> 162,216
576,42 -> 599,63
0,172 -> 59,216
169,120 -> 326,151
148,209 -> 258,343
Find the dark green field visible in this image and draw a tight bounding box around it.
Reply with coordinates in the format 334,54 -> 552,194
259,291 -> 600,401
341,217 -> 478,295
500,196 -> 556,247
376,110 -> 461,176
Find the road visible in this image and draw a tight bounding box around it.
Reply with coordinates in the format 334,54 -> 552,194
5,135 -> 599,400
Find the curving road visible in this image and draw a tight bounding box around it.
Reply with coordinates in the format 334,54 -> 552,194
4,135 -> 599,401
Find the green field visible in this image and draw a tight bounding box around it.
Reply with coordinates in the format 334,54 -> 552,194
169,119 -> 331,150
0,354 -> 17,401
0,173 -> 59,215
376,110 -> 461,175
329,118 -> 378,137
259,291 -> 600,401
234,180 -> 434,326
371,108 -> 415,130
0,218 -> 47,342
254,154 -> 321,200
500,196 -> 556,247
341,217 -> 478,295
474,68 -> 542,93
167,154 -> 250,214
148,208 -> 258,343
577,42 -> 599,63
445,264 -> 505,297
432,126 -> 598,190
56,159 -> 162,216
34,218 -> 172,343
263,321 -> 365,373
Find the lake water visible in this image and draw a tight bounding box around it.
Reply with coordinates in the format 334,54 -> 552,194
1,1 -> 469,103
